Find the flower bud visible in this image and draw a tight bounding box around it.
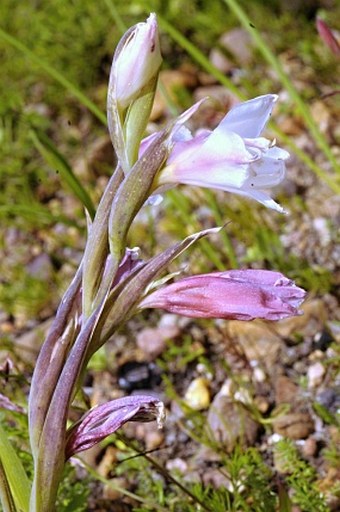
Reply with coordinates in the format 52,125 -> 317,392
140,269 -> 306,321
65,396 -> 165,458
113,13 -> 162,110
107,13 -> 162,172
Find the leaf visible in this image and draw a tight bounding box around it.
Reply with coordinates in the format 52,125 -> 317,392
0,423 -> 30,512
30,129 -> 96,220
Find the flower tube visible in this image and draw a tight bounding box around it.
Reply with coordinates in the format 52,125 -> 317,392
139,269 -> 306,321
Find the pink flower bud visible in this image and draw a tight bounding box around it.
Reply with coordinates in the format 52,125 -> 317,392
65,395 -> 165,458
140,269 -> 306,321
112,13 -> 162,109
316,18 -> 340,56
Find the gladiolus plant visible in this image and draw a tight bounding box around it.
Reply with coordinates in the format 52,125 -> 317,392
0,13 -> 306,512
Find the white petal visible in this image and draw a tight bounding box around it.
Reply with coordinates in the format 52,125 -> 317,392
170,162 -> 250,189
197,128 -> 254,164
219,94 -> 278,138
239,188 -> 287,213
248,158 -> 286,188
265,146 -> 290,160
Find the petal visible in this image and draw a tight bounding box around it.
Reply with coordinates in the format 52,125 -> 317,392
65,396 -> 165,458
219,94 -> 278,138
247,157 -> 286,188
139,131 -> 160,157
170,97 -> 207,137
167,132 -> 209,165
235,188 -> 287,213
197,128 -> 254,164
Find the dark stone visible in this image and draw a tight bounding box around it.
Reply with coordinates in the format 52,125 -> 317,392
313,329 -> 334,351
117,361 -> 161,392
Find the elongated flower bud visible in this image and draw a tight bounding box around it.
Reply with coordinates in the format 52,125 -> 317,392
139,269 -> 306,321
113,13 -> 162,110
316,18 -> 340,56
65,396 -> 165,458
108,13 -> 162,172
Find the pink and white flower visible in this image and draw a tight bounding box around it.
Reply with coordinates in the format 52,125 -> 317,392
155,95 -> 289,212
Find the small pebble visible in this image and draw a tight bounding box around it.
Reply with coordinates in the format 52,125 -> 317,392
166,458 -> 188,473
184,377 -> 210,410
117,361 -> 161,391
307,362 -> 325,388
253,366 -> 266,383
273,412 -> 314,439
254,397 -> 270,413
302,437 -> 318,457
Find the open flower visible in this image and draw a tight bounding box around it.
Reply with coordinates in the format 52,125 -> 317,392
139,269 -> 306,321
156,95 -> 289,212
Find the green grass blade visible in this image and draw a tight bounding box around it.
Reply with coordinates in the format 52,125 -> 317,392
0,459 -> 16,512
0,27 -> 106,126
102,0 -> 127,33
0,424 -> 30,512
0,204 -> 79,227
203,190 -> 238,268
223,0 -> 340,176
30,129 -> 96,220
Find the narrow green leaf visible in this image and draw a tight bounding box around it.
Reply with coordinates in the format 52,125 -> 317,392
0,459 -> 16,512
30,129 -> 96,220
158,16 -> 242,99
0,423 -> 30,512
0,204 -> 78,227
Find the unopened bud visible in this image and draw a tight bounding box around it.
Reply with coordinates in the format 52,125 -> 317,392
107,13 -> 162,172
113,13 -> 162,109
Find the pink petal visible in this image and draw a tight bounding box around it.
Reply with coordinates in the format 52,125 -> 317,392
65,395 -> 164,458
140,270 -> 306,321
